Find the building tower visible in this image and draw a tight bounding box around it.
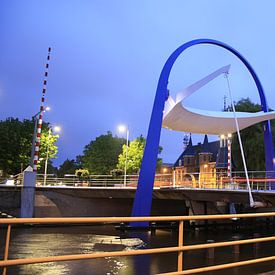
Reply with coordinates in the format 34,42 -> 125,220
199,135 -> 214,187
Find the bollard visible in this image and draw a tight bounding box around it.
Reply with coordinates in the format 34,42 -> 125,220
20,168 -> 36,218
119,222 -> 126,232
150,222 -> 156,235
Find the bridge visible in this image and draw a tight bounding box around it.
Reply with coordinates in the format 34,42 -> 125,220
1,171 -> 275,218
2,39 -> 275,222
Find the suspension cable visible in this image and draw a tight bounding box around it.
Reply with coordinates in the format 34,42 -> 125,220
224,72 -> 255,207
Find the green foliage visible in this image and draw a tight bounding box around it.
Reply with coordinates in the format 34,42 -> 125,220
75,155 -> 84,168
75,168 -> 89,178
46,161 -> 59,176
81,131 -> 125,175
0,117 -> 59,175
110,168 -> 124,177
231,98 -> 271,171
117,136 -> 145,174
37,130 -> 59,173
58,159 -> 79,177
0,118 -> 33,175
117,135 -> 163,174
156,157 -> 163,172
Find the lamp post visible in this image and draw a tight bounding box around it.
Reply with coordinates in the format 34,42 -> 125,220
43,125 -> 60,186
118,125 -> 129,187
30,107 -> 51,167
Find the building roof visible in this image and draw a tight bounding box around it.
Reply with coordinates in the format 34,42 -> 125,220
183,136 -> 195,156
174,136 -> 220,167
162,163 -> 174,167
201,134 -> 211,153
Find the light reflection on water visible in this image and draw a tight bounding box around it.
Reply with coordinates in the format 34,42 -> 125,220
1,226 -> 146,275
0,225 -> 275,274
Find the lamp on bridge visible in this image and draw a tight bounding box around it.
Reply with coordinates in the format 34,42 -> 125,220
118,124 -> 129,187
43,125 -> 61,186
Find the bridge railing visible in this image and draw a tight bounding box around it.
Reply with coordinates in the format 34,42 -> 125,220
0,173 -> 24,186
171,170 -> 275,191
1,213 -> 275,275
36,174 -> 140,187
2,171 -> 275,191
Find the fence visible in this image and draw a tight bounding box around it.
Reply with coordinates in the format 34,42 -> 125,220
3,171 -> 275,191
1,213 -> 275,275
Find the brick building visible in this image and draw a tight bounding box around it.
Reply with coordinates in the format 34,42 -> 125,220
173,135 -> 229,187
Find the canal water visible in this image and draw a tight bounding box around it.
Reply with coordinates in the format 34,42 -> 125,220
0,222 -> 275,275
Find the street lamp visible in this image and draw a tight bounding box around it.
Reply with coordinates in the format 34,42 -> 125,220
118,124 -> 129,187
43,125 -> 61,185
30,106 -> 50,167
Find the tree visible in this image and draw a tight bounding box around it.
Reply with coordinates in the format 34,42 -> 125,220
117,135 -> 163,174
81,131 -> 125,174
37,130 -> 59,173
75,155 -> 84,168
58,159 -> 79,177
0,117 -> 59,175
231,98 -> 273,171
0,118 -> 32,175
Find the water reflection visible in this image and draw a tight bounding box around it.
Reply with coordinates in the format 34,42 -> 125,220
0,224 -> 275,274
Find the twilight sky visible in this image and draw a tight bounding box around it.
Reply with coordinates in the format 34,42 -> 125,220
1,1 -> 275,167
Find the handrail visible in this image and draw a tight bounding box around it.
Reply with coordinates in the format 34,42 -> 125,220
1,213 -> 275,275
161,256 -> 275,275
0,212 -> 275,224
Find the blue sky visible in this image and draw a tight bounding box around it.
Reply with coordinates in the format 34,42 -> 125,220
1,1 -> 275,166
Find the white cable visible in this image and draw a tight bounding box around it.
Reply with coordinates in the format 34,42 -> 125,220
225,73 -> 255,207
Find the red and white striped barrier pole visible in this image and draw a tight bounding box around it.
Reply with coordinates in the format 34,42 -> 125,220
227,134 -> 232,177
33,47 -> 52,172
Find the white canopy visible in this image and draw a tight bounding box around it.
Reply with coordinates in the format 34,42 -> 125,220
162,65 -> 275,135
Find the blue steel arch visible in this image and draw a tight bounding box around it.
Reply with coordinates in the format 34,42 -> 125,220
131,39 -> 275,223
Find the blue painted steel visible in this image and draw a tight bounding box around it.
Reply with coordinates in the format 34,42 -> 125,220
131,39 -> 275,225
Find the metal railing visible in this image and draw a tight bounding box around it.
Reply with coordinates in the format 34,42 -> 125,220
38,171 -> 275,191
2,171 -> 275,191
1,213 -> 275,275
36,174 -> 139,187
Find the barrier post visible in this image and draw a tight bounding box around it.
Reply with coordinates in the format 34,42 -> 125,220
20,169 -> 36,218
3,224 -> 11,275
178,220 -> 184,271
